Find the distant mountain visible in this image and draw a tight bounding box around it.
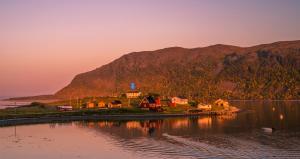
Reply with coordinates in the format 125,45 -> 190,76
6,95 -> 58,101
56,41 -> 300,100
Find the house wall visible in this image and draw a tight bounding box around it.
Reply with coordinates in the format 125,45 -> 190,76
126,92 -> 141,98
171,97 -> 188,105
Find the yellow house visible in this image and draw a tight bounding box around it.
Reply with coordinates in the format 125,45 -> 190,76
87,102 -> 95,109
108,100 -> 122,108
98,101 -> 106,108
214,99 -> 229,109
126,91 -> 141,98
171,97 -> 188,105
197,104 -> 212,111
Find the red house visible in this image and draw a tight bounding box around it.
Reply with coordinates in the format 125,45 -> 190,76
140,96 -> 162,111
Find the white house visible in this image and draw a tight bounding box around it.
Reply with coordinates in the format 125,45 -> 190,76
57,106 -> 73,111
197,104 -> 212,111
171,97 -> 188,105
126,91 -> 141,98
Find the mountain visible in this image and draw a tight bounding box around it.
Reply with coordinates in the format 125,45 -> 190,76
56,41 -> 300,100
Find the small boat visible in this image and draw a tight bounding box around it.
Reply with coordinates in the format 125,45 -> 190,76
262,127 -> 276,133
57,105 -> 73,111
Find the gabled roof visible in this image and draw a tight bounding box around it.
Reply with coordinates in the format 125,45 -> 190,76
111,100 -> 122,104
127,91 -> 141,93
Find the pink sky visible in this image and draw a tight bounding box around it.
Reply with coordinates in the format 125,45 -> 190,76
0,0 -> 300,97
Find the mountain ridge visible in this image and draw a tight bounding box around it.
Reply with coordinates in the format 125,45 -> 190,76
56,40 -> 300,100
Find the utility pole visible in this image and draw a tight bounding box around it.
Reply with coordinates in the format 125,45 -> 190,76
14,102 -> 17,116
14,102 -> 17,137
76,97 -> 79,108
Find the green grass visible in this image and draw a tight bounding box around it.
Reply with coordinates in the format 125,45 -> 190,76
0,102 -> 153,120
0,98 -> 232,120
48,96 -> 141,108
162,105 -> 192,113
0,103 -> 193,120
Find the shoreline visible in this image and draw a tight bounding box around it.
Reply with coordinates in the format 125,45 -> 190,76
0,113 -> 223,127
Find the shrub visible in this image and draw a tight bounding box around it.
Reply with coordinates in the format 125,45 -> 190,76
188,100 -> 198,107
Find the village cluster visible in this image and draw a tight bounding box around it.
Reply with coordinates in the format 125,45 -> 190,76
57,90 -> 233,114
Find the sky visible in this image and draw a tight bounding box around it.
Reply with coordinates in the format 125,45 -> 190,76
0,0 -> 300,97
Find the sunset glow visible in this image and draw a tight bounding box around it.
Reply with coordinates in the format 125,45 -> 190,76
1,0 -> 300,97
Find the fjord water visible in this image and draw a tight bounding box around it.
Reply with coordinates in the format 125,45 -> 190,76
1,101 -> 300,159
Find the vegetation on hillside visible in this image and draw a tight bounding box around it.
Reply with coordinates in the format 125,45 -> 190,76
56,41 -> 300,100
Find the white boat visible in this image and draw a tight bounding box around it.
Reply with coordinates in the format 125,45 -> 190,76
262,127 -> 275,133
57,105 -> 73,111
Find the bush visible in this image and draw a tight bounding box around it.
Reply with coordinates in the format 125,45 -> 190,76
30,102 -> 46,108
188,100 -> 198,107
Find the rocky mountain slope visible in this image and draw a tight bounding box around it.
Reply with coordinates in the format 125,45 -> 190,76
56,41 -> 300,100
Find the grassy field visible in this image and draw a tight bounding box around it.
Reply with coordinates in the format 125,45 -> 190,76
0,97 -> 234,120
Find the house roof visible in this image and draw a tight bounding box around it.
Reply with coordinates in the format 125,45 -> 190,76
127,91 -> 141,93
111,100 -> 122,104
172,97 -> 188,100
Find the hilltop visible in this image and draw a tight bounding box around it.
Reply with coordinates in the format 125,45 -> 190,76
56,41 -> 300,100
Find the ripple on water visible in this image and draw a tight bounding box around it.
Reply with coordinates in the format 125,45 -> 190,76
162,133 -> 300,159
106,132 -> 300,159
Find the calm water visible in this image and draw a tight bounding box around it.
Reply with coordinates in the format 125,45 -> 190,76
1,101 -> 300,159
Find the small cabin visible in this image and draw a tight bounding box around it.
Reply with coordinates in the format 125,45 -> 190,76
126,91 -> 141,98
171,97 -> 188,105
57,105 -> 73,111
87,102 -> 95,109
98,101 -> 106,108
197,104 -> 212,111
108,100 -> 122,108
140,96 -> 161,109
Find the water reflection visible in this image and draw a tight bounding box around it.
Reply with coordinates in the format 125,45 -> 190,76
63,101 -> 300,158
198,117 -> 212,129
66,113 -> 238,140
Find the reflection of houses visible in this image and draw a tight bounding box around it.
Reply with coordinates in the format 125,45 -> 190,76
197,103 -> 212,111
172,119 -> 189,129
97,121 -> 114,128
88,122 -> 95,128
126,121 -> 142,129
126,91 -> 141,98
108,100 -> 122,108
171,97 -> 188,105
140,96 -> 162,110
198,117 -> 212,129
216,114 -> 237,125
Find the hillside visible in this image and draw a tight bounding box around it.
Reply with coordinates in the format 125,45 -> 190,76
56,41 -> 300,100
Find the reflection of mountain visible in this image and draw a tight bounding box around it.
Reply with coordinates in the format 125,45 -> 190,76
231,101 -> 300,130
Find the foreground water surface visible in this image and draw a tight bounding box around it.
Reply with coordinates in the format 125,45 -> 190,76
0,101 -> 300,159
